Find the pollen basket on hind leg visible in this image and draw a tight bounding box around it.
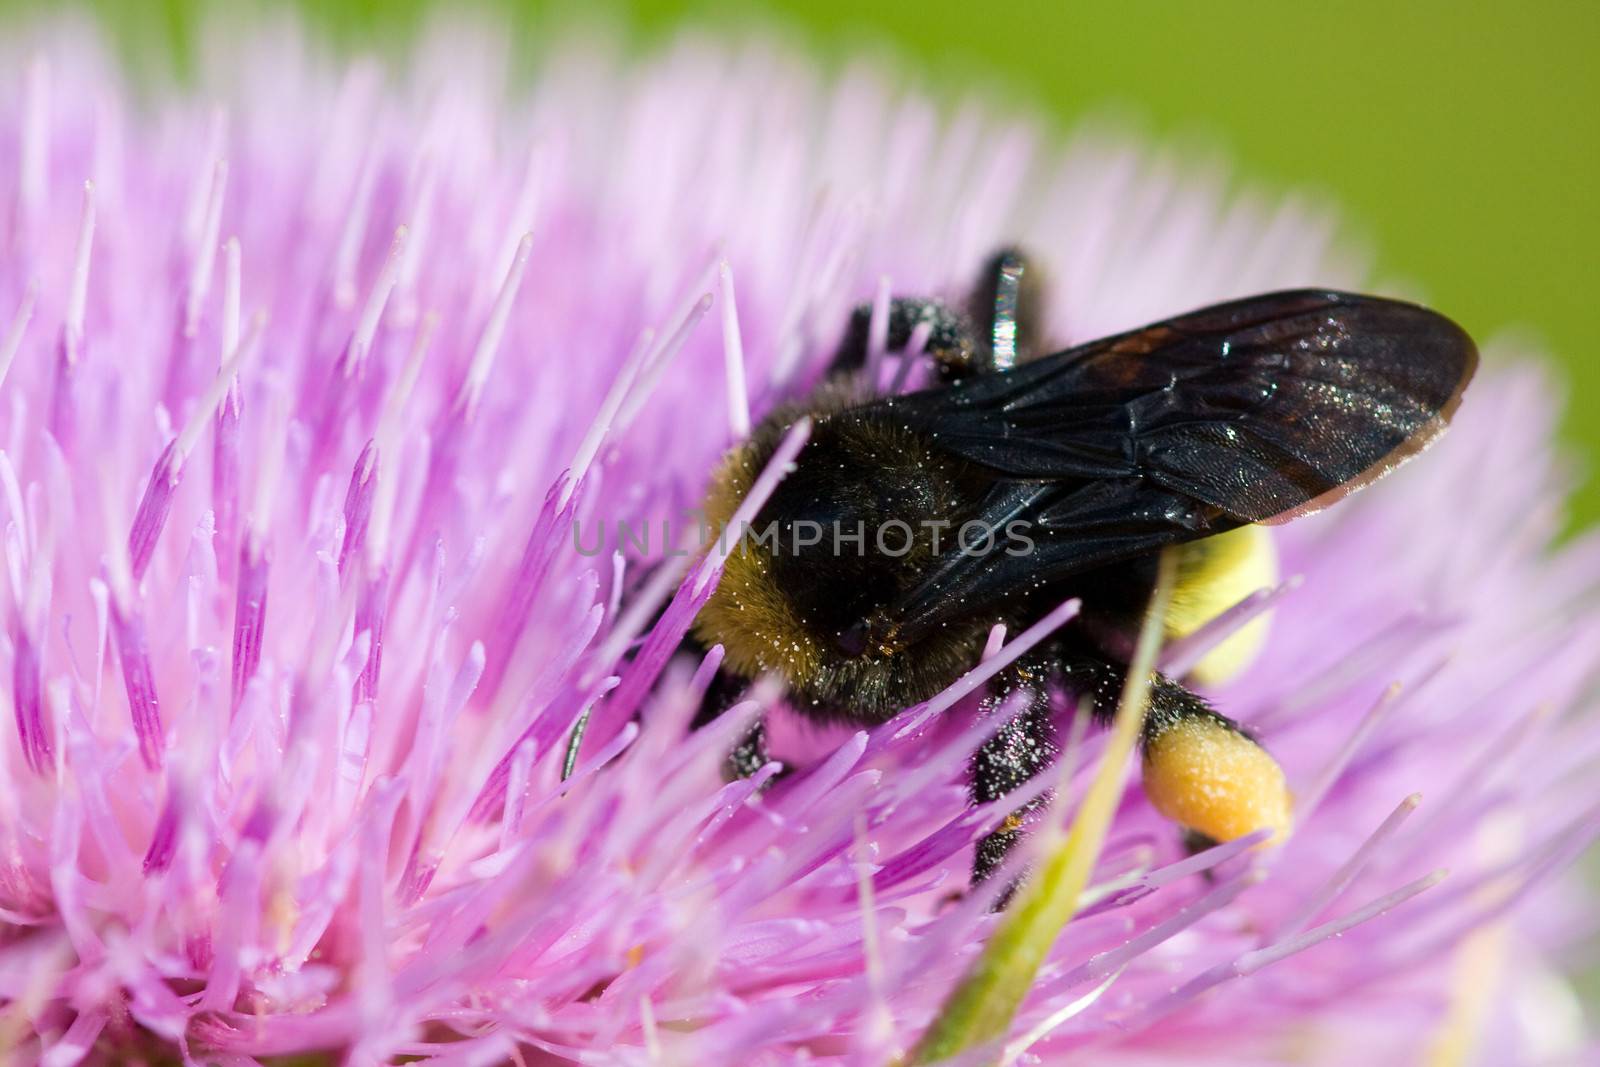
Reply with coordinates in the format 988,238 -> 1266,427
1142,713 -> 1293,846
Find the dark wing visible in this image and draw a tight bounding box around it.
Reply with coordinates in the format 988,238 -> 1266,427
845,290 -> 1476,652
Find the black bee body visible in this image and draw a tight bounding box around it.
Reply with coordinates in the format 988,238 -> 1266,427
687,250 -> 1477,886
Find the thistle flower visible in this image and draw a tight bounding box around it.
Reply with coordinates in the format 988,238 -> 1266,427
0,16 -> 1596,1067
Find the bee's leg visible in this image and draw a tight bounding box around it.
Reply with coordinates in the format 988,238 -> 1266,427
828,247 -> 1044,387
1058,650 -> 1293,850
726,721 -> 771,779
969,644 -> 1292,898
830,297 -> 985,382
605,567 -> 775,780
968,246 -> 1045,372
688,652 -> 775,780
1182,828 -> 1223,857
970,673 -> 1060,890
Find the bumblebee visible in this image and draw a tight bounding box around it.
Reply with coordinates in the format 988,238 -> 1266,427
688,250 -> 1476,884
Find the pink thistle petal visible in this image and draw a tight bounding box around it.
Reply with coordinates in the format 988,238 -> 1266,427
228,532 -> 269,715
126,439 -> 181,583
11,625 -> 49,772
210,237 -> 245,568
338,438 -> 377,576
352,567 -> 388,706
109,600 -> 162,770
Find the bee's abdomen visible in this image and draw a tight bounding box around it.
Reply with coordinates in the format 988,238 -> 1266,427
1166,524 -> 1278,684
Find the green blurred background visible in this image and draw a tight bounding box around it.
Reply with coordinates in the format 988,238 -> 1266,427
11,0 -> 1599,522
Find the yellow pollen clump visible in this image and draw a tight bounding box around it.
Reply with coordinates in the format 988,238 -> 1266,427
1141,715 -> 1293,845
1166,524 -> 1278,685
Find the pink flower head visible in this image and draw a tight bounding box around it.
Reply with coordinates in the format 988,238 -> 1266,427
0,18 -> 1596,1066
